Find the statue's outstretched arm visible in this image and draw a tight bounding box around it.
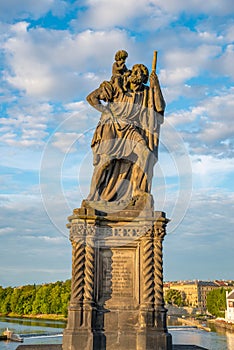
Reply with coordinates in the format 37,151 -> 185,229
86,88 -> 108,113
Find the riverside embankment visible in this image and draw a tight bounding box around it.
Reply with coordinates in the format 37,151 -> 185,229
1,315 -> 234,349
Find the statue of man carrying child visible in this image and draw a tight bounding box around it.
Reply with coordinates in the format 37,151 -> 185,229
84,50 -> 165,210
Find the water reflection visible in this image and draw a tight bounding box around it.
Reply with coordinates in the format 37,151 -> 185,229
0,316 -> 65,350
168,317 -> 234,350
170,329 -> 228,350
226,332 -> 234,349
1,316 -> 234,350
0,316 -> 65,329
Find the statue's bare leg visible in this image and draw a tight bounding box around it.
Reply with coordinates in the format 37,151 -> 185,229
87,154 -> 111,200
132,143 -> 151,197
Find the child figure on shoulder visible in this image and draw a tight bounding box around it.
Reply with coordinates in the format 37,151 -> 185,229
111,50 -> 131,92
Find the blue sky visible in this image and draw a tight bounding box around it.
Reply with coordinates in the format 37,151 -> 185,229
0,0 -> 234,287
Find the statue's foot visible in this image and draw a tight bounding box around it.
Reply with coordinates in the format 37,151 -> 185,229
127,191 -> 154,212
132,188 -> 147,198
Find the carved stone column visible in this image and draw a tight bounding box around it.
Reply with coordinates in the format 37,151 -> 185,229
137,213 -> 172,350
153,222 -> 168,331
63,217 -> 105,350
139,228 -> 154,329
65,222 -> 86,331
82,224 -> 96,330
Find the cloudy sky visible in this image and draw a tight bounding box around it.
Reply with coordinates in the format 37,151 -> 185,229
0,0 -> 234,287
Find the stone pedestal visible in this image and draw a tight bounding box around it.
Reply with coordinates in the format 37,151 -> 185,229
63,206 -> 172,350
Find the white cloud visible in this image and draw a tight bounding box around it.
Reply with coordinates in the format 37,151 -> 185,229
52,132 -> 85,153
163,84 -> 207,105
156,0 -> 234,16
3,23 -> 134,100
164,45 -> 221,69
192,155 -> 234,178
161,45 -> 221,86
0,227 -> 14,236
164,188 -> 234,281
166,88 -> 234,158
0,0 -> 68,21
72,0 -> 234,32
216,45 -> 234,79
72,0 -> 153,30
225,24 -> 234,43
24,235 -> 65,243
160,67 -> 196,86
0,102 -> 53,148
0,145 -> 43,170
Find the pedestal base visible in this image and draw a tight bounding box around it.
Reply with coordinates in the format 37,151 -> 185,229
16,344 -> 209,350
16,341 -> 209,350
63,329 -> 172,350
63,329 -> 106,350
137,330 -> 172,350
63,208 -> 172,350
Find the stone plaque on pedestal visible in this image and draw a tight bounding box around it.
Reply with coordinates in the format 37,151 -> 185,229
100,248 -> 136,301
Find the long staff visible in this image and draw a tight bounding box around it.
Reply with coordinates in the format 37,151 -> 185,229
148,50 -> 157,151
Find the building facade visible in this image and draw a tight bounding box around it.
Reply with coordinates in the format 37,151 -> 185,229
164,280 -> 219,310
226,290 -> 234,322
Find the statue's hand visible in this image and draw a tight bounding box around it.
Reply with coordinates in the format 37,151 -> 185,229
149,71 -> 159,88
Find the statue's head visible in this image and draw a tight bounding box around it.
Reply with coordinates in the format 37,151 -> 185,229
115,50 -> 128,61
130,64 -> 149,85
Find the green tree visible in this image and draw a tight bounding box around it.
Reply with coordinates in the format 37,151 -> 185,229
0,287 -> 13,314
20,285 -> 36,314
1,280 -> 71,317
50,282 -> 62,314
0,286 -> 5,311
207,287 -> 231,317
60,280 -> 71,316
165,289 -> 184,306
32,284 -> 51,314
10,288 -> 22,313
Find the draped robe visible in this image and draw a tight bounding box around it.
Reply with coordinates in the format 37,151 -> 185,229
87,80 -> 165,202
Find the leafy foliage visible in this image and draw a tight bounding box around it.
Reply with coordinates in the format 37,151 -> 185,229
0,280 -> 71,317
206,287 -> 231,318
165,288 -> 185,306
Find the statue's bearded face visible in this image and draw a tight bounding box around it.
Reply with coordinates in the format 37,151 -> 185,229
129,67 -> 144,85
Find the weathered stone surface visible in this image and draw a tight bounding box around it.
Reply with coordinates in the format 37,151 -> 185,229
16,346 -> 62,350
84,51 -> 165,204
63,209 -> 172,350
173,346 -> 208,350
16,343 -> 209,349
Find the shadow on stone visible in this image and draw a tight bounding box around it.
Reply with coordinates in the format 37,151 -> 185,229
16,343 -> 208,350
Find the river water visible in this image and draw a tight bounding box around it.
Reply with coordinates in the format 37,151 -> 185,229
1,316 -> 234,350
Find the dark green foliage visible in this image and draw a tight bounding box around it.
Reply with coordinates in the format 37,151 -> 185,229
0,287 -> 13,314
206,287 -> 231,318
0,280 -> 71,317
165,288 -> 184,306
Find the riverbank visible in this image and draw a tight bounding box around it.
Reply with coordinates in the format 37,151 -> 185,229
175,317 -> 211,332
1,315 -> 234,350
170,314 -> 234,334
208,318 -> 234,332
0,313 -> 67,322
